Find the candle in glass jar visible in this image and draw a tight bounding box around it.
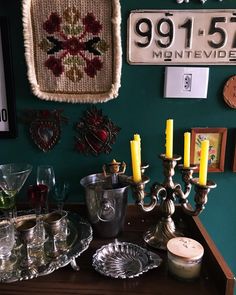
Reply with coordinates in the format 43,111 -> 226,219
199,140 -> 209,186
167,237 -> 204,281
166,119 -> 173,159
130,140 -> 142,183
184,132 -> 191,168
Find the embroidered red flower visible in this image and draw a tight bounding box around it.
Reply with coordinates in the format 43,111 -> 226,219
84,57 -> 103,78
63,37 -> 85,55
82,13 -> 102,35
43,12 -> 62,34
40,9 -> 107,81
45,56 -> 64,77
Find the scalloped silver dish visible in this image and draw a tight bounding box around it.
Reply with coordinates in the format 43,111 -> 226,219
92,241 -> 162,279
0,211 -> 93,283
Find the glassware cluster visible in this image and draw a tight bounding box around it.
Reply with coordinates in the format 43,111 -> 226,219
0,163 -> 74,282
0,211 -> 93,282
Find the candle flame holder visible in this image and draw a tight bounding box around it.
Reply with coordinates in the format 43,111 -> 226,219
128,154 -> 217,250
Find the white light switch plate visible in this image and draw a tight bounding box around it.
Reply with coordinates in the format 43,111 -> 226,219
164,67 -> 209,99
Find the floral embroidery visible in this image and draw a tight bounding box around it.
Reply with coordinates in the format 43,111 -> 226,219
39,7 -> 109,82
43,13 -> 62,34
45,56 -> 64,77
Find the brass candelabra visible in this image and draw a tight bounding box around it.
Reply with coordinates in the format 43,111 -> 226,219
128,154 -> 216,250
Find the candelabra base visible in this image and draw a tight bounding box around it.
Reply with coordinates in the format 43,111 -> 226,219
143,217 -> 183,250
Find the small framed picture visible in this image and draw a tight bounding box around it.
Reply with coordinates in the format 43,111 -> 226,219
233,143 -> 236,172
0,17 -> 17,138
191,128 -> 227,172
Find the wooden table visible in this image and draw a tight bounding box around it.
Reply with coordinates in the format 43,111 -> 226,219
0,205 -> 234,295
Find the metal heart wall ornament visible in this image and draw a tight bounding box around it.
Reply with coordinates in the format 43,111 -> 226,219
22,110 -> 68,152
75,107 -> 121,156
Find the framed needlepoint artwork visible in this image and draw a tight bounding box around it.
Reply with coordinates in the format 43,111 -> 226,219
191,128 -> 227,172
22,0 -> 122,103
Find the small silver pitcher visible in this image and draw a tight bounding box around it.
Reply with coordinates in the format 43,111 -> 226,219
80,160 -> 129,238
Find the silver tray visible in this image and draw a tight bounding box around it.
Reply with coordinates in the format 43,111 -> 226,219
92,241 -> 162,279
0,211 -> 93,283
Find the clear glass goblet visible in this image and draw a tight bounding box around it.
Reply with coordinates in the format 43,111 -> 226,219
0,163 -> 33,218
53,181 -> 69,213
27,184 -> 48,243
36,165 -> 55,212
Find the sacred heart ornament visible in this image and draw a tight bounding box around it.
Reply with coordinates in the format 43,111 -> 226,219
75,107 -> 121,156
22,110 -> 68,152
30,120 -> 60,152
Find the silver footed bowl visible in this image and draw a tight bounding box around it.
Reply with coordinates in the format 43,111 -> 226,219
92,241 -> 162,279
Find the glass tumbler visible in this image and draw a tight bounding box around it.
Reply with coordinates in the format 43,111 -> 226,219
0,217 -> 15,259
0,217 -> 16,280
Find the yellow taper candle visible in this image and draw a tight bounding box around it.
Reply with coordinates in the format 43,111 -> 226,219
184,132 -> 191,168
130,140 -> 142,183
166,119 -> 173,159
199,140 -> 209,186
134,134 -> 141,168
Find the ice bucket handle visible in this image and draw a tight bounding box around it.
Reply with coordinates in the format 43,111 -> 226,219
97,199 -> 116,222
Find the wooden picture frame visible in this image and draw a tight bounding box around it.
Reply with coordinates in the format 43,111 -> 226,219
0,17 -> 17,138
233,143 -> 236,172
191,128 -> 227,172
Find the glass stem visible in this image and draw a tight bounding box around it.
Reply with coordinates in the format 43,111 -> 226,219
58,202 -> 64,213
45,193 -> 49,214
35,206 -> 41,222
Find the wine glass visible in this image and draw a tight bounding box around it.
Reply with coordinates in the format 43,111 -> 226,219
53,180 -> 69,213
0,163 -> 33,218
27,184 -> 48,243
36,165 -> 55,212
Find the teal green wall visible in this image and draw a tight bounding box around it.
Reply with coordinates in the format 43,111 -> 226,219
1,0 -> 236,290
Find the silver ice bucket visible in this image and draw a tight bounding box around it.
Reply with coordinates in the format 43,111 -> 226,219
80,162 -> 129,238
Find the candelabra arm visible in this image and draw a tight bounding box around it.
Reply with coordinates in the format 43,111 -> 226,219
136,182 -> 166,213
175,184 -> 191,201
137,193 -> 158,212
181,178 -> 217,216
181,202 -> 203,216
128,175 -> 158,212
151,182 -> 167,199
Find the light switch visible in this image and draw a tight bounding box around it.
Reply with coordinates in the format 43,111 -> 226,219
164,67 -> 209,99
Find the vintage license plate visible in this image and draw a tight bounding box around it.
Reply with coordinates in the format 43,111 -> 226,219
127,10 -> 236,65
